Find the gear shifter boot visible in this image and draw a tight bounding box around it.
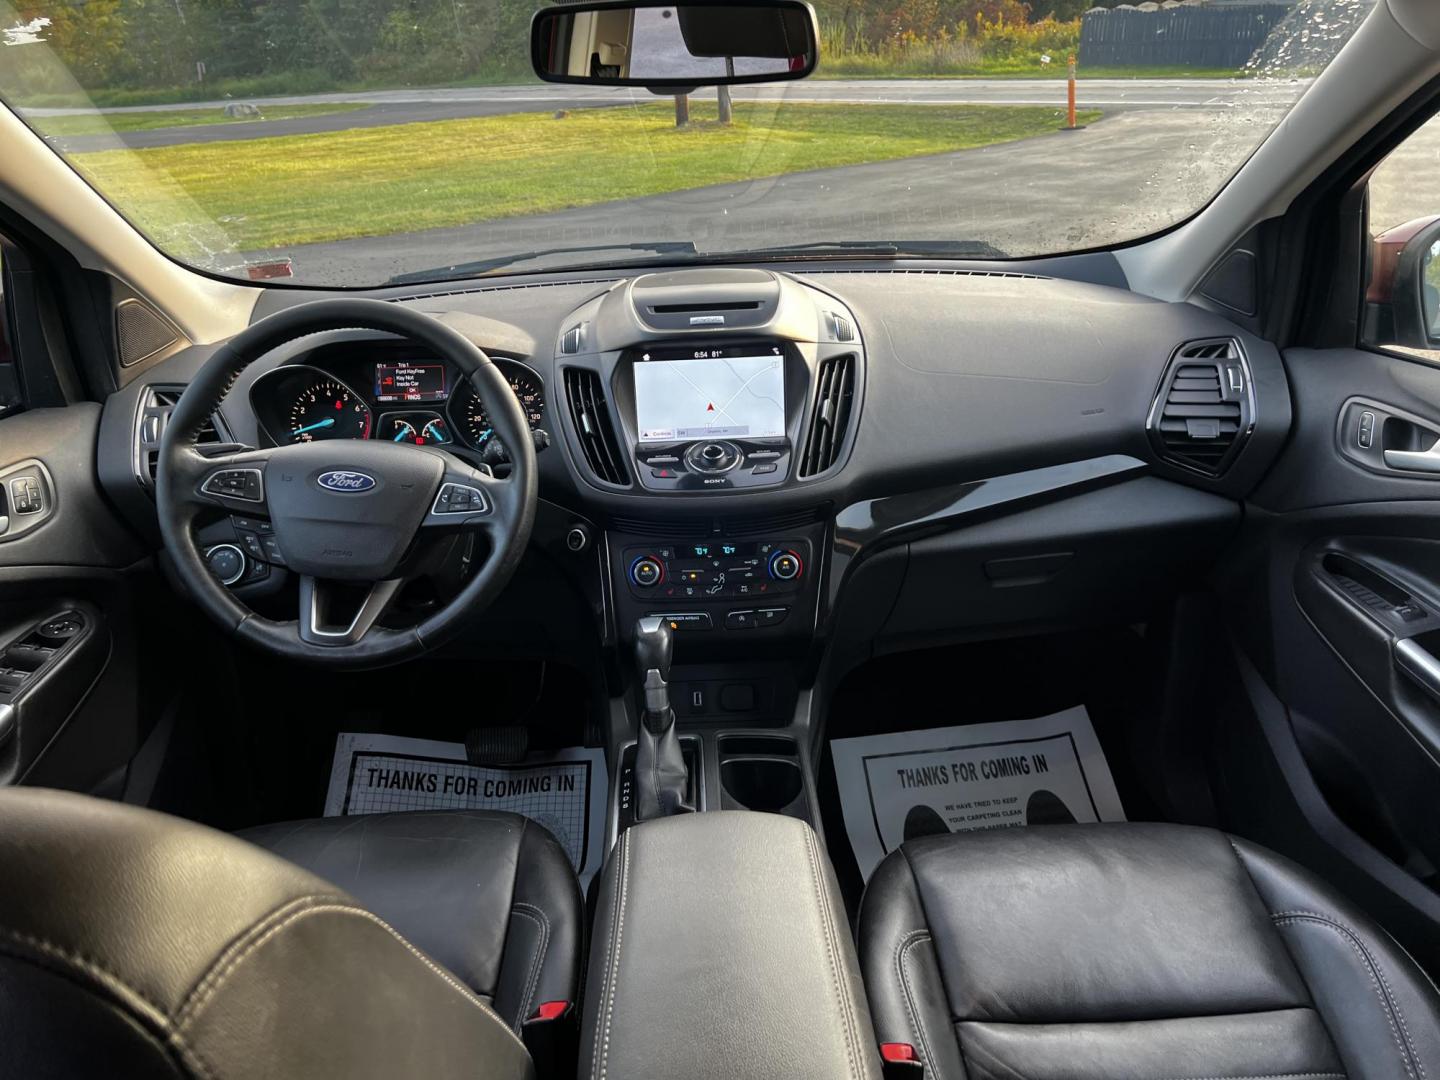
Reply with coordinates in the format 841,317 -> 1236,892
635,709 -> 692,819
632,617 -> 693,820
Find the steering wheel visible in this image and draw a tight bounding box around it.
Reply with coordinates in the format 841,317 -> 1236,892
156,299 -> 537,669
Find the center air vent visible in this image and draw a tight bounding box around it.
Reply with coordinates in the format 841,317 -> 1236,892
799,354 -> 856,478
135,386 -> 226,493
1147,339 -> 1252,477
563,368 -> 630,487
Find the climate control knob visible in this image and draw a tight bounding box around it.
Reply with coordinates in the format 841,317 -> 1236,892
629,555 -> 666,588
768,549 -> 803,582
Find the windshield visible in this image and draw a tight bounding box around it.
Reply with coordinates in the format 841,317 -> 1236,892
1,0 -> 1374,287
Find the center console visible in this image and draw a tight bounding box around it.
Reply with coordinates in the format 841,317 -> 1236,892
580,812 -> 882,1080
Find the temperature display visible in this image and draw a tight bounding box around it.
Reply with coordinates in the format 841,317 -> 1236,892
375,361 -> 446,403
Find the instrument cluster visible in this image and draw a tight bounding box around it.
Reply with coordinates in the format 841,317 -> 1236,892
249,354 -> 545,451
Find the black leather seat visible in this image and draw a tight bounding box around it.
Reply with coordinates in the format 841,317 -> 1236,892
859,822 -> 1440,1080
239,809 -> 583,1031
0,789 -> 581,1079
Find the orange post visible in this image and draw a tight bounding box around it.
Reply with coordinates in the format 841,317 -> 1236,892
1066,54 -> 1077,129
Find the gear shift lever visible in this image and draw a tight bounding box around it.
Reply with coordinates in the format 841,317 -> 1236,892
633,616 -> 693,819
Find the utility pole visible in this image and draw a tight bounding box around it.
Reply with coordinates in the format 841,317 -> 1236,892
674,93 -> 689,127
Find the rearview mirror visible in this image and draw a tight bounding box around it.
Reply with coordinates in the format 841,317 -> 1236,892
530,0 -> 819,89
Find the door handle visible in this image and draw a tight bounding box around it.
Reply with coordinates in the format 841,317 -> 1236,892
1384,445 -> 1440,473
1396,636 -> 1440,704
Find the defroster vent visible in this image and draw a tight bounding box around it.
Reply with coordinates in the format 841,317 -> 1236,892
563,368 -> 630,487
1147,339 -> 1253,477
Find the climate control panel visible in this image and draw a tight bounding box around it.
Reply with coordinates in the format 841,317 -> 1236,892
622,539 -> 809,604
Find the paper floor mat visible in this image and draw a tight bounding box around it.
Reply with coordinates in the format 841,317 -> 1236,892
325,732 -> 607,888
830,706 -> 1126,881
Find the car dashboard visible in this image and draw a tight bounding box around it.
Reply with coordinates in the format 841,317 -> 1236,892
94,261 -> 1293,662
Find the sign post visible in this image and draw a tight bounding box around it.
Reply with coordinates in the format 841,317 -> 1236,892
1062,53 -> 1086,131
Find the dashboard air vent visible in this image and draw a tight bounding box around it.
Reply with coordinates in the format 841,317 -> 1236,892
1147,338 -> 1252,477
136,386 -> 225,493
799,354 -> 855,478
563,368 -> 630,487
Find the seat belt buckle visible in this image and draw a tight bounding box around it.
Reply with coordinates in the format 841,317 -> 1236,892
522,1001 -> 576,1076
880,1043 -> 925,1079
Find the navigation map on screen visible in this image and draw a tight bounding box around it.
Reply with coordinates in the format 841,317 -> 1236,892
634,352 -> 785,442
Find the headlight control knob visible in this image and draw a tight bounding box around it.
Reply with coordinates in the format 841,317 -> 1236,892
205,543 -> 246,587
768,549 -> 803,581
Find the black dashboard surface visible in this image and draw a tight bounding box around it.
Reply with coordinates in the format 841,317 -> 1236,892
99,265 -> 1289,529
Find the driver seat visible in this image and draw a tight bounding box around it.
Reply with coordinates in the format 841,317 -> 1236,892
0,788 -> 582,1080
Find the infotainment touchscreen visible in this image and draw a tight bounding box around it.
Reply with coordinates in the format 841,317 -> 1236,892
634,345 -> 785,443
375,361 -> 446,403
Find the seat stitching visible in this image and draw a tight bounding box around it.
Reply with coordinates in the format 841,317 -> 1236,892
595,829 -> 631,1080
895,929 -> 942,1075
510,902 -> 551,1028
176,902 -> 527,1053
0,931 -> 220,1080
174,893 -> 350,1026
803,825 -> 863,1079
1270,911 -> 1420,1080
1146,1074 -> 1346,1080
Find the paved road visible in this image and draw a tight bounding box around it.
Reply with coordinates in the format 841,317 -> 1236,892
34,76 -> 1307,153
244,107 -> 1288,285
25,78 -> 1306,116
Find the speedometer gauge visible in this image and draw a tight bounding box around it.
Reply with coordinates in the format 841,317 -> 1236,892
286,378 -> 371,442
454,366 -> 545,446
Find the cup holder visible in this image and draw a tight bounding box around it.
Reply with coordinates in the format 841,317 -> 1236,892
720,758 -> 804,815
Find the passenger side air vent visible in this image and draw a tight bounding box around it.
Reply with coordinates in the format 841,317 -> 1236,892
135,385 -> 226,493
798,354 -> 856,478
563,368 -> 630,487
1147,339 -> 1253,477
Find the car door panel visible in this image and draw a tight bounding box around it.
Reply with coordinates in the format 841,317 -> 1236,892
1229,346 -> 1440,918
0,402 -> 147,791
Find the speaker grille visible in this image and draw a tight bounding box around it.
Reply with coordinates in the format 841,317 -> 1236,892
116,299 -> 180,367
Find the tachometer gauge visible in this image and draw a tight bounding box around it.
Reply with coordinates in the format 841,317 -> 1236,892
455,366 -> 545,447
286,378 -> 371,442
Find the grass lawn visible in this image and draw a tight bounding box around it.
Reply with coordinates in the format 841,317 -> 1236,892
30,103 -> 368,137
70,100 -> 1100,254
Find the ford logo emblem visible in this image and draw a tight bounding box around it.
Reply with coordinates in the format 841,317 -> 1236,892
317,470 -> 376,493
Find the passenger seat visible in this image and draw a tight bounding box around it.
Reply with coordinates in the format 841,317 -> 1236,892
859,823 -> 1440,1079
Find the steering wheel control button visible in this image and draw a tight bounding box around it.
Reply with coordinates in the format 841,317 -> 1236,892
260,536 -> 287,567
768,549 -> 803,581
229,515 -> 272,535
432,482 -> 489,516
630,556 -> 666,588
202,467 -> 264,503
204,543 -> 247,586
725,609 -> 757,630
650,612 -> 712,631
684,440 -> 742,475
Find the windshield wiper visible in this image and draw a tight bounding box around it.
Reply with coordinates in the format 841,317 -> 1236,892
722,239 -> 1008,260
383,242 -> 699,286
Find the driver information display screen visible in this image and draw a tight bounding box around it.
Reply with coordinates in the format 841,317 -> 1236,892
634,346 -> 785,443
375,361 -> 447,403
